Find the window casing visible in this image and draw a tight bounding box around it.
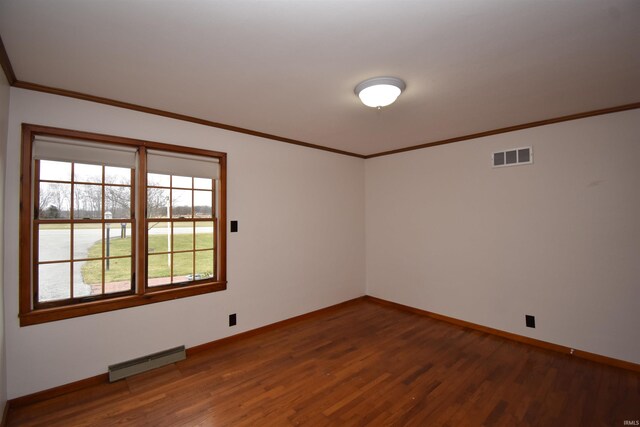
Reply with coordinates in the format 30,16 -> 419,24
19,124 -> 227,326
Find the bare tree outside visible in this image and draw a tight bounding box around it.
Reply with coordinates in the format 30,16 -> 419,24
39,183 -> 71,218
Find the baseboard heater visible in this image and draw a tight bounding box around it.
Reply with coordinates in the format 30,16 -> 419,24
108,345 -> 186,382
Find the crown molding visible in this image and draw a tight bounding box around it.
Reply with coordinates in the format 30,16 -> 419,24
2,34 -> 639,160
364,102 -> 640,159
0,32 -> 363,158
11,80 -> 365,158
0,35 -> 17,85
13,80 -> 640,161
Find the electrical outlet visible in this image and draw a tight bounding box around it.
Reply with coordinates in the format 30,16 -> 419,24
229,313 -> 237,327
525,315 -> 535,328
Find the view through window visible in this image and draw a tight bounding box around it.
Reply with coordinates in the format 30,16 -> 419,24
36,160 -> 134,303
146,173 -> 216,287
20,124 -> 227,325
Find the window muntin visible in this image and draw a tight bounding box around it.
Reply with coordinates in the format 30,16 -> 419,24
146,173 -> 216,289
20,124 -> 227,326
34,160 -> 135,307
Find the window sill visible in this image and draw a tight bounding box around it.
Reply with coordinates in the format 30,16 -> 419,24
19,281 -> 227,326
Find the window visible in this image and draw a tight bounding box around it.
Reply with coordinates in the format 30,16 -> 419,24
19,124 -> 227,326
145,150 -> 219,288
36,159 -> 134,305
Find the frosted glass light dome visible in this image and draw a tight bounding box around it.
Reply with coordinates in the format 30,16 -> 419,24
355,77 -> 406,108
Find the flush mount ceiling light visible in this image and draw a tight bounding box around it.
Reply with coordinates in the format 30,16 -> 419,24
354,76 -> 406,108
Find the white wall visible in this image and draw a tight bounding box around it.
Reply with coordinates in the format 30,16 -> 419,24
4,88 -> 365,398
4,86 -> 639,400
0,68 -> 10,410
366,109 -> 640,364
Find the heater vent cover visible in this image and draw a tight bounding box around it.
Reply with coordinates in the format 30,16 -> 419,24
492,147 -> 533,168
108,345 -> 186,382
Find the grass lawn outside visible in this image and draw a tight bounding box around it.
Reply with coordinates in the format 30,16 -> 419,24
81,233 -> 214,285
40,223 -> 108,230
39,221 -> 196,230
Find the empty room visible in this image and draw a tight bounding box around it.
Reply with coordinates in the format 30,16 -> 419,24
0,0 -> 639,425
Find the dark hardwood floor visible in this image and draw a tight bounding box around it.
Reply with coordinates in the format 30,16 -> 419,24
8,299 -> 640,426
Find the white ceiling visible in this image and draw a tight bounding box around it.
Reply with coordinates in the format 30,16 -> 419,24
1,0 -> 639,156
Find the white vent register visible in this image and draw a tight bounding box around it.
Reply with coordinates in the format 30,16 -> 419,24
492,147 -> 533,168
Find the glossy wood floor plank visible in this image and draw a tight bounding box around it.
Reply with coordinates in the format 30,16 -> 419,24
8,300 -> 640,426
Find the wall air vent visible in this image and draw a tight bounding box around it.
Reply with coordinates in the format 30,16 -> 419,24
492,147 -> 533,168
108,345 -> 186,382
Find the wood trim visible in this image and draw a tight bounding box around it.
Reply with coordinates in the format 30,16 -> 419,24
3,34 -> 637,160
12,80 -> 365,159
9,296 -> 366,407
20,282 -> 228,326
11,295 -> 636,409
8,373 -> 108,409
365,102 -> 640,158
136,147 -> 146,296
1,401 -> 9,427
187,296 -> 367,356
98,164 -> 104,295
15,295 -> 639,406
364,296 -> 640,373
19,124 -> 229,326
217,154 -> 227,283
0,35 -> 16,85
23,123 -> 228,157
19,125 -> 33,317
14,82 -> 639,161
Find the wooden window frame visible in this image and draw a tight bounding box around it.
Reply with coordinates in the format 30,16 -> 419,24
34,162 -> 136,308
19,124 -> 227,326
145,175 -> 217,290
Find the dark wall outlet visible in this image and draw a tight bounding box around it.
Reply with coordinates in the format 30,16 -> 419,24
229,313 -> 237,327
230,220 -> 238,233
525,315 -> 536,328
